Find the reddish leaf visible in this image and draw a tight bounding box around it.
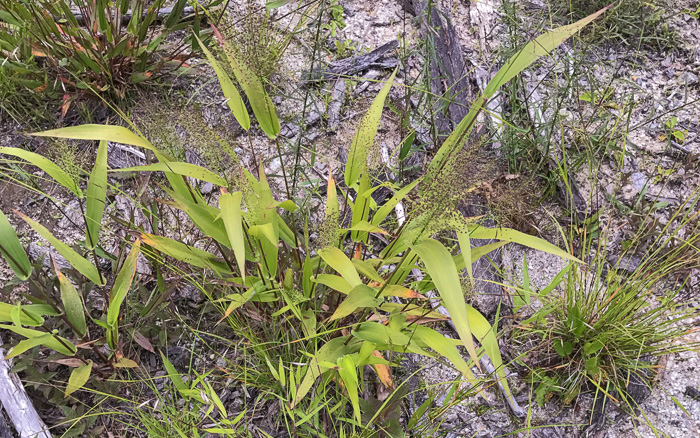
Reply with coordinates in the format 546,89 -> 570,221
133,331 -> 154,353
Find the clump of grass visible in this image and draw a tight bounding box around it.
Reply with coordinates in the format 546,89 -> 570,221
552,0 -> 677,50
512,195 -> 700,407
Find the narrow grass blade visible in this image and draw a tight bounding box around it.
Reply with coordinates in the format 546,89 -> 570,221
31,124 -> 156,151
16,211 -> 104,286
211,24 -> 280,138
411,238 -> 480,369
107,240 -> 140,350
0,209 -> 32,280
65,361 -> 92,398
467,224 -> 580,262
0,147 -> 82,198
194,34 -> 250,130
85,140 -> 107,250
219,192 -> 246,280
345,68 -> 397,187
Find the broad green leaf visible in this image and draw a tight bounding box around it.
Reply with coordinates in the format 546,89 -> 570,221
412,325 -> 476,383
425,7 -> 609,191
329,284 -> 381,321
112,162 -> 227,186
353,321 -> 427,356
106,240 -> 140,350
0,324 -> 76,356
17,212 -> 104,286
345,68 -> 397,186
212,25 -> 280,138
65,361 -> 92,398
466,304 -> 513,403
350,259 -> 384,283
371,178 -> 421,226
140,233 -> 230,273
194,34 -> 250,130
6,333 -> 57,359
467,224 -> 580,263
0,208 -> 31,280
219,192 -> 246,280
55,266 -> 87,337
292,337 -> 355,407
319,247 -> 362,287
31,125 -> 156,151
0,303 -> 56,326
411,239 -> 480,368
0,147 -> 82,198
337,355 -> 361,423
85,140 -> 108,250
313,274 -> 352,294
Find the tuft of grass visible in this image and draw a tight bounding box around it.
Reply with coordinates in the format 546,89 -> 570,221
512,193 -> 700,408
549,0 -> 677,50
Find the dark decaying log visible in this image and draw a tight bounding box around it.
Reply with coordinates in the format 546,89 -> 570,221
312,40 -> 398,80
0,335 -> 52,438
411,0 -> 474,134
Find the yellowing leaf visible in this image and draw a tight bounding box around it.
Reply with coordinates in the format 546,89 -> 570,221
32,125 -> 156,151
65,361 -> 92,398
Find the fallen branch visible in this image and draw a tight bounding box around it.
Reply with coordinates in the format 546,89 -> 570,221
0,334 -> 52,438
311,40 -> 398,80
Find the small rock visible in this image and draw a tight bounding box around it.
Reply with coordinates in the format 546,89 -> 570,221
678,71 -> 699,86
200,182 -> 215,194
58,199 -> 84,229
631,172 -> 648,191
685,386 -> 700,401
28,242 -> 70,269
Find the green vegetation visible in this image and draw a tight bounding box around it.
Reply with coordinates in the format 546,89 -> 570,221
0,1 -> 697,436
